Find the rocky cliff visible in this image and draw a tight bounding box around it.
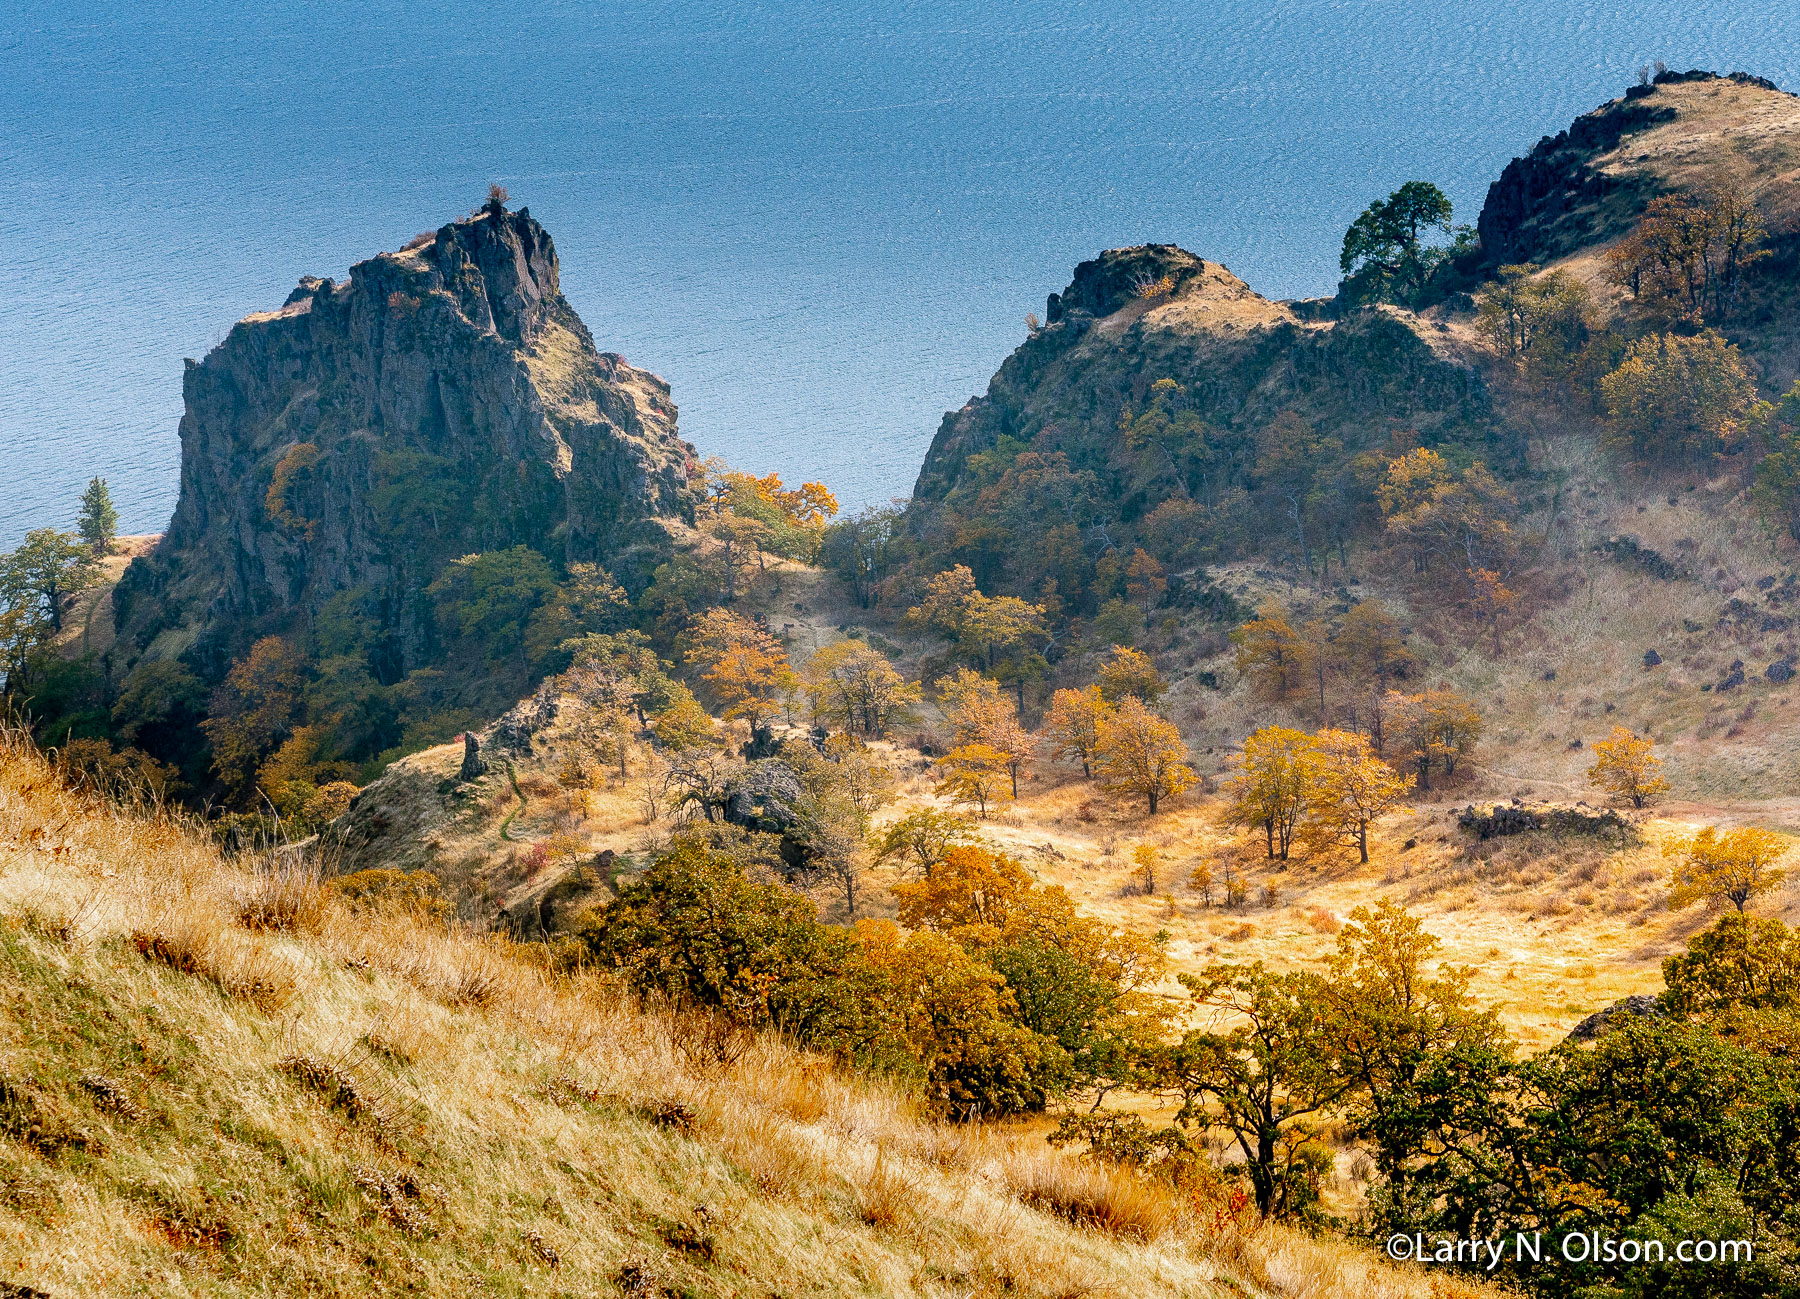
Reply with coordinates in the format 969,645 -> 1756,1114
1473,70 -> 1800,271
905,247 -> 1496,581
113,204 -> 698,681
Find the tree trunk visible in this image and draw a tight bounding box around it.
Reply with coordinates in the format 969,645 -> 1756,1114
1253,1129 -> 1278,1217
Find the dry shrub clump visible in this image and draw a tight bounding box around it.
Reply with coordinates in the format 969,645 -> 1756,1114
0,1075 -> 91,1156
276,1053 -> 395,1127
78,1074 -> 145,1122
339,913 -> 531,1010
853,1146 -> 917,1230
362,994 -> 448,1064
351,1165 -> 434,1234
713,1110 -> 816,1198
642,1096 -> 699,1135
997,1145 -> 1182,1242
233,860 -> 326,933
132,902 -> 298,1011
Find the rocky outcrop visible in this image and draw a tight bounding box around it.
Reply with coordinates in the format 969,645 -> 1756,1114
1045,245 -> 1207,323
112,205 -> 698,680
458,732 -> 486,782
1456,802 -> 1630,842
909,245 -> 1495,530
1565,994 -> 1663,1043
1473,71 -> 1799,271
1472,97 -> 1672,269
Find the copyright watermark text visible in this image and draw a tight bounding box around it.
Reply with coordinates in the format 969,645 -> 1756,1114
1385,1231 -> 1753,1269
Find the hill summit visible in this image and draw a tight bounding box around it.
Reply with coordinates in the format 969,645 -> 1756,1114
112,201 -> 698,684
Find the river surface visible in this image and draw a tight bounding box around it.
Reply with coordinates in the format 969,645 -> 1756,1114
5,1 -> 1799,544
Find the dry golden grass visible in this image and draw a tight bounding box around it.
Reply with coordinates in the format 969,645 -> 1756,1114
0,725 -> 1495,1298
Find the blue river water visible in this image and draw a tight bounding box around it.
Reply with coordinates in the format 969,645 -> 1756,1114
4,2 -> 1799,545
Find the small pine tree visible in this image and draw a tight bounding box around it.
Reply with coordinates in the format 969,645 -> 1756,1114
78,477 -> 118,552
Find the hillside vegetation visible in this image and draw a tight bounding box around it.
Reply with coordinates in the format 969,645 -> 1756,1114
0,728 -> 1499,1299
10,69 -> 1800,1299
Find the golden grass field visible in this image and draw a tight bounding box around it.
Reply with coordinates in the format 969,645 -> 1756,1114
0,725 -> 1515,1299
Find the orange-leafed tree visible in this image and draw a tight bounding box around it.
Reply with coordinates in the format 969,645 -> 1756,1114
684,608 -> 795,729
1092,697 -> 1195,815
1231,602 -> 1306,701
890,844 -> 1033,937
1466,568 -> 1518,656
704,459 -> 841,563
938,667 -> 1034,797
1386,688 -> 1483,791
804,639 -> 920,738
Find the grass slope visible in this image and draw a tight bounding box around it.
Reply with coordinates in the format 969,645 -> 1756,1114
0,728 -> 1489,1299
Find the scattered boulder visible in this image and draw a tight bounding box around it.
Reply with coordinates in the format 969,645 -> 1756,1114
1720,662 -> 1747,691
1595,535 -> 1685,581
1642,649 -> 1661,667
1769,659 -> 1796,685
1565,994 -> 1663,1043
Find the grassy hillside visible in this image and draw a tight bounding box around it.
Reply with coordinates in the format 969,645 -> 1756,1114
0,726 -> 1499,1299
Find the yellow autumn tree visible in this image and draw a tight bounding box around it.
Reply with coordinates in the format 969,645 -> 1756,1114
704,462 -> 839,562
804,639 -> 921,737
1230,602 -> 1306,700
1226,726 -> 1318,861
1587,726 -> 1669,809
1670,827 -> 1791,914
933,743 -> 1014,819
1096,646 -> 1166,704
1300,729 -> 1413,864
1091,696 -> 1195,815
1042,684 -> 1111,777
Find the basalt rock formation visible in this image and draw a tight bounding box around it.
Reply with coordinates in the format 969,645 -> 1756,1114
1474,70 -> 1799,272
1467,70 -> 1800,390
112,204 -> 698,682
905,247 -> 1496,582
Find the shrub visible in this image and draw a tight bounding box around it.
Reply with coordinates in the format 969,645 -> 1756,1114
234,861 -> 326,934
575,834 -> 889,1055
328,868 -> 448,919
